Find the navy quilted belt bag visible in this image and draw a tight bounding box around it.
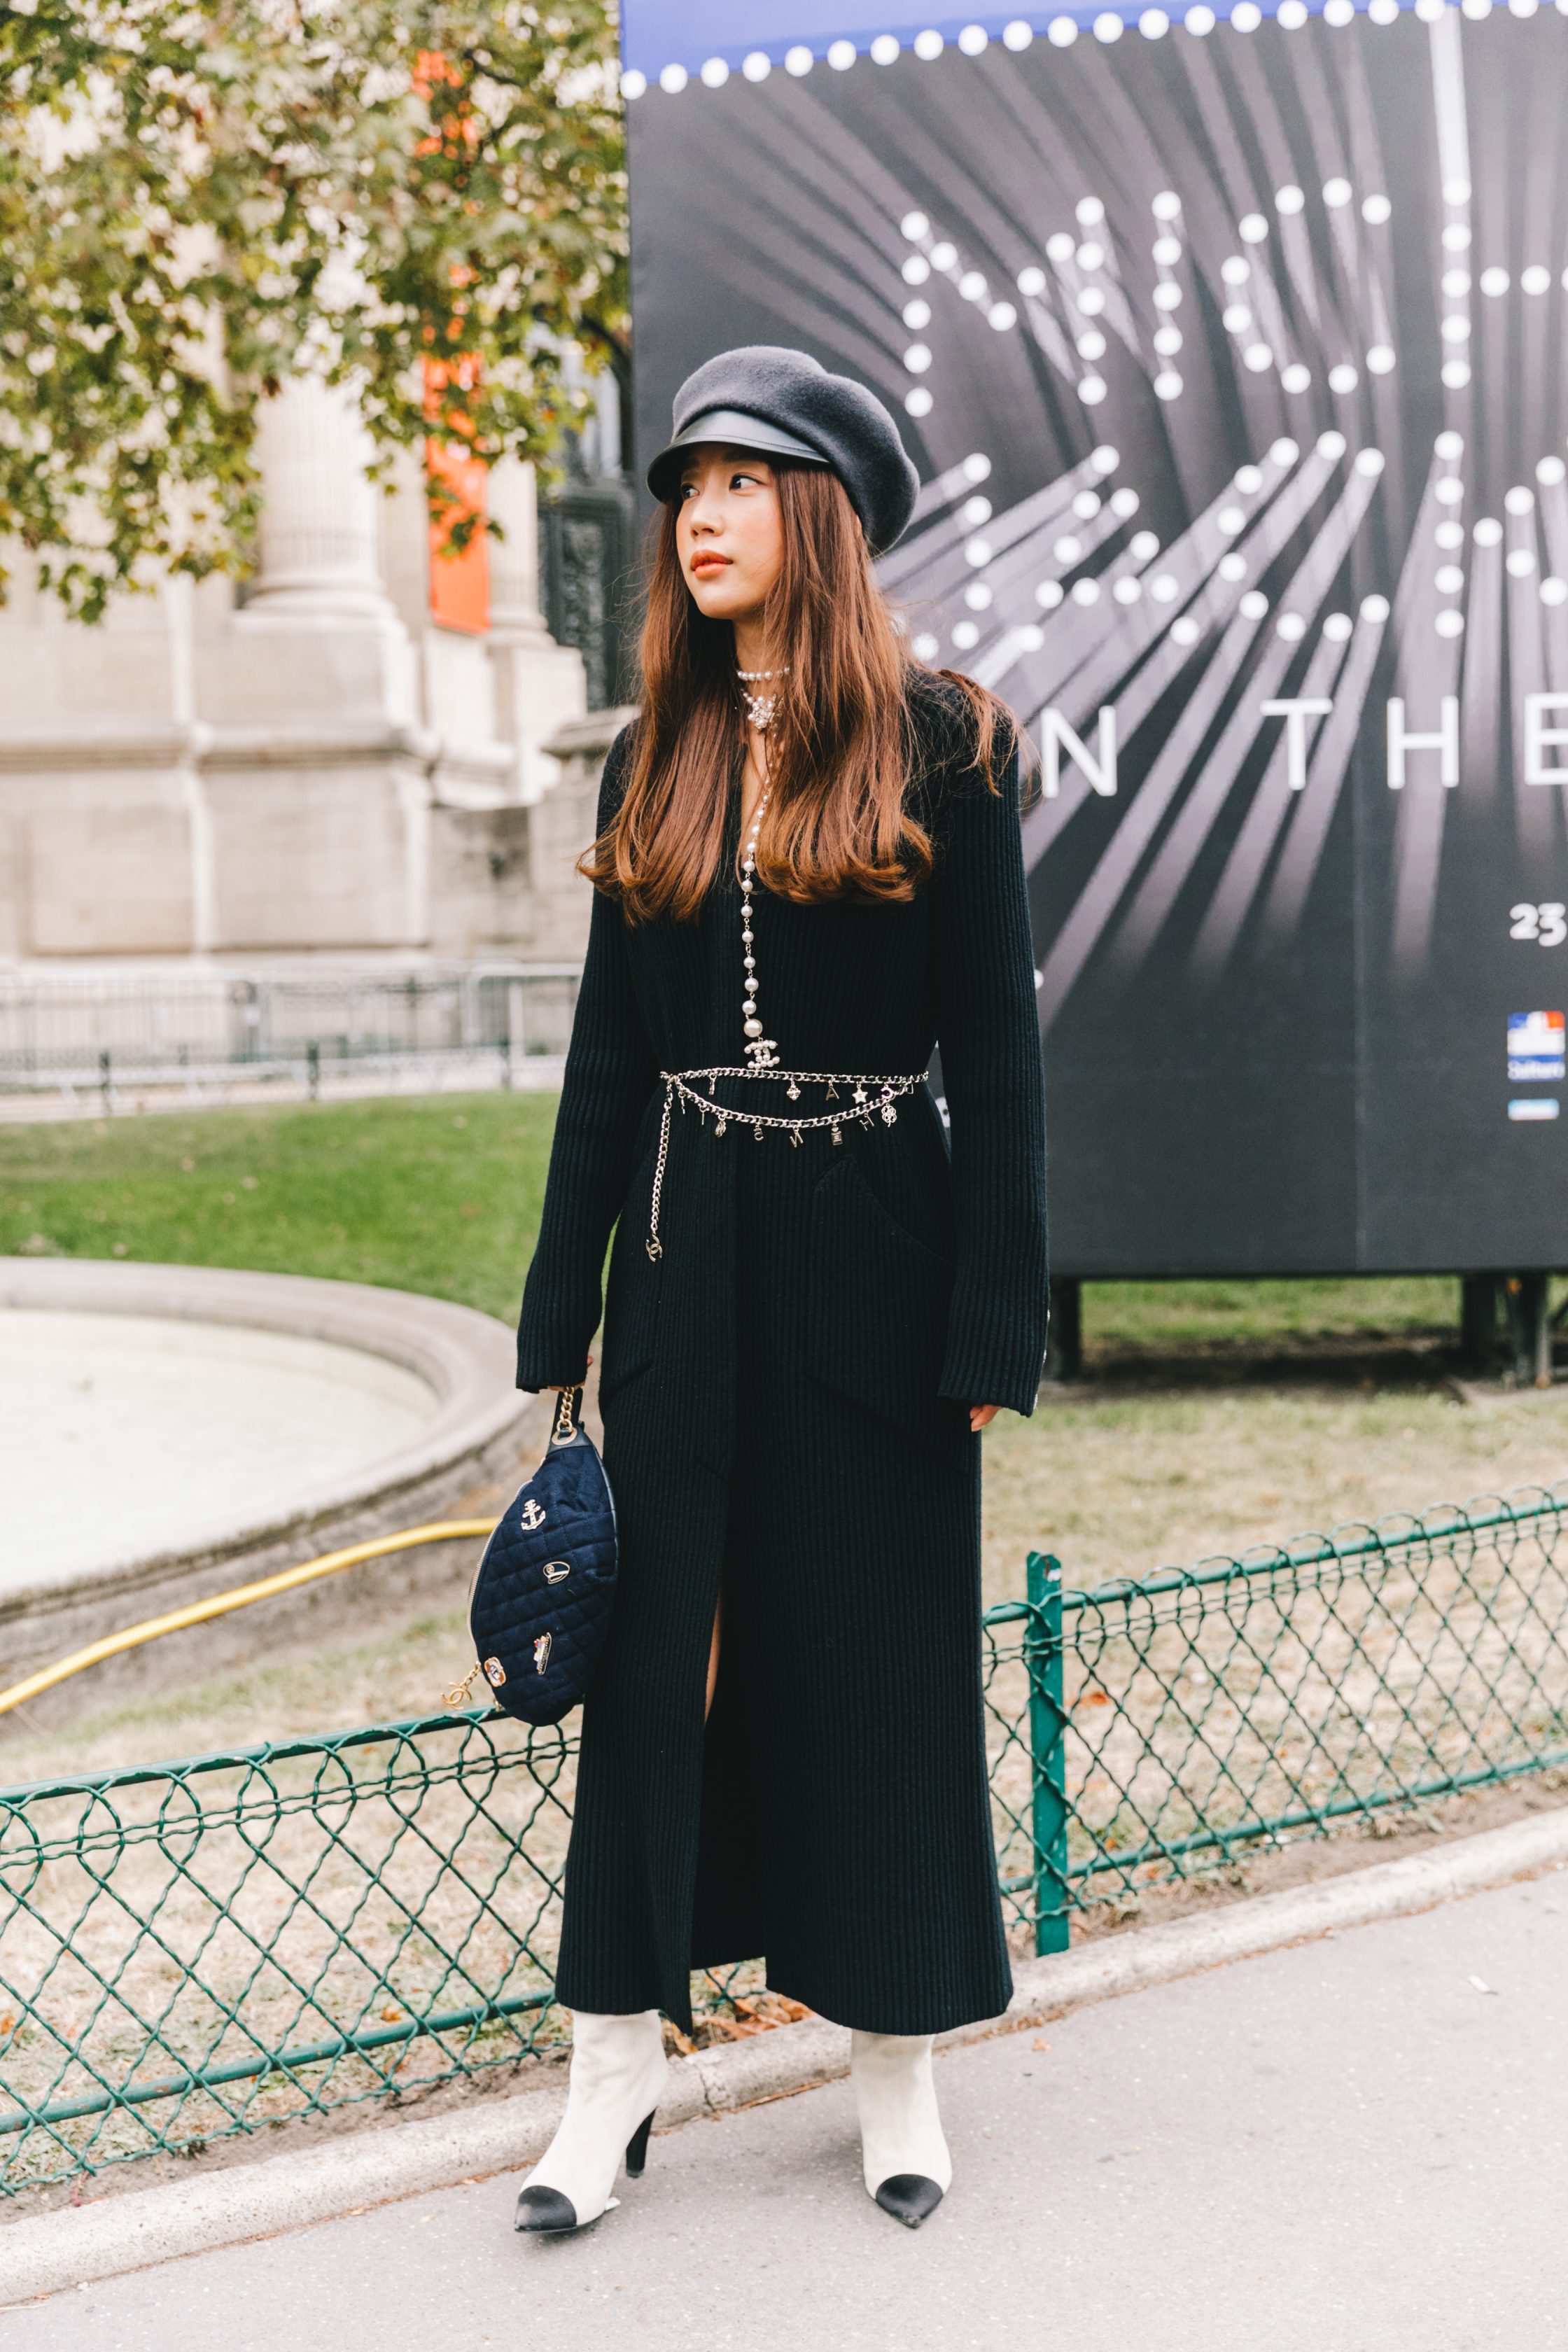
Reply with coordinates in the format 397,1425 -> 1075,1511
445,1384 -> 617,1727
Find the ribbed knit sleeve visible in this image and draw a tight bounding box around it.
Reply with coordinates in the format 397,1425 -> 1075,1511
514,730 -> 658,1392
930,739 -> 1050,1416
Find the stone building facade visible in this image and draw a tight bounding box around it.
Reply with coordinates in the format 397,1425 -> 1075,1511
0,377 -> 611,972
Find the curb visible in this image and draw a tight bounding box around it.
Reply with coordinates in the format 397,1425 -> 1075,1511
6,1804 -> 1567,2303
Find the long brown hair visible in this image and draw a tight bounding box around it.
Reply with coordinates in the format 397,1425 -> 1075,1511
579,463 -> 1011,922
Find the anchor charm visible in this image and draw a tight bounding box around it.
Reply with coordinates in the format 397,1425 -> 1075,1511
519,1497 -> 545,1532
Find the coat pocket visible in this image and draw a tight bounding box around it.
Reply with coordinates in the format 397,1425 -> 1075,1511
805,1154 -> 966,1455
600,1144 -> 663,1406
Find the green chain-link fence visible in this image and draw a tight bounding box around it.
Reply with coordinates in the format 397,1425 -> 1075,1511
6,1485 -> 1568,2195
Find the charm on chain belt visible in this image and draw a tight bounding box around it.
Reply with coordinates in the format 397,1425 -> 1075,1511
644,1067 -> 925,1259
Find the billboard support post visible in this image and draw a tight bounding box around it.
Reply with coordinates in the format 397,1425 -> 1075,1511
1044,1279 -> 1082,1385
1460,1274 -> 1503,1376
1515,1273 -> 1553,1388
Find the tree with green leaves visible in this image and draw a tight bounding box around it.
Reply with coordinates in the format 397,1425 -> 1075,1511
0,0 -> 626,619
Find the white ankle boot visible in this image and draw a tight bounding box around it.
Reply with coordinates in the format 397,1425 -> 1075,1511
851,2030 -> 953,2228
514,2009 -> 669,2234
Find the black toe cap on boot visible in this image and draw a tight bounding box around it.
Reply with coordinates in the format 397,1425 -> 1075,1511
514,2185 -> 579,2234
874,2174 -> 944,2228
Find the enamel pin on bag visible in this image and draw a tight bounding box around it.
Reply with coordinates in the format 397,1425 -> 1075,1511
444,1384 -> 618,1727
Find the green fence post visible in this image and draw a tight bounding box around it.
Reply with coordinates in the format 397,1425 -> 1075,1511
1026,1550 -> 1070,1955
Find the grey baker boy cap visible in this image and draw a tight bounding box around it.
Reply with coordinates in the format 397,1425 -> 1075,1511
645,345 -> 920,556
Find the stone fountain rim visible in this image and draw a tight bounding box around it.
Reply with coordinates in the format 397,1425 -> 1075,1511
0,1255 -> 527,1620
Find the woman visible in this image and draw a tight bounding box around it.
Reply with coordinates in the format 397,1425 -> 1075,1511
512,346 -> 1049,2235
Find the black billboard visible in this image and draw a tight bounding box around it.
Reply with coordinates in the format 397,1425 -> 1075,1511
622,1 -> 1568,1276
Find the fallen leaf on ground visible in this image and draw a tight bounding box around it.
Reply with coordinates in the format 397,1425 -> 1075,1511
732,1994 -> 809,2028
1032,2036 -> 1051,2052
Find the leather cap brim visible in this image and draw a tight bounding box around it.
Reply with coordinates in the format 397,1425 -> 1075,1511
645,408 -> 830,504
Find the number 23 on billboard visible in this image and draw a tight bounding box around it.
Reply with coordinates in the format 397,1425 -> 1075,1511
1510,904 -> 1568,946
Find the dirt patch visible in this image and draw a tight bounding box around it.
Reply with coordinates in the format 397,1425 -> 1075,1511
981,1348 -> 1568,1604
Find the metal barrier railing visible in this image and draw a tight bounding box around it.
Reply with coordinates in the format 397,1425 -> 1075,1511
0,965 -> 581,1100
997,1489 -> 1568,1945
5,1485 -> 1568,2194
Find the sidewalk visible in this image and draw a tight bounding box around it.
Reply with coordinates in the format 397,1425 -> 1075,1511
8,1872 -> 1565,2352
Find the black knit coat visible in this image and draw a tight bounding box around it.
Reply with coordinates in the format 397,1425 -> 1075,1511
515,677 -> 1049,2035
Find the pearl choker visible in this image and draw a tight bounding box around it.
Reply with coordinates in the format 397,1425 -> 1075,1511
736,665 -> 788,731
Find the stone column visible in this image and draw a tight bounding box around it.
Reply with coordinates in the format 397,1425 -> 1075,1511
200,372 -> 426,951
486,456 -> 585,804
244,377 -> 400,623
488,458 -> 555,648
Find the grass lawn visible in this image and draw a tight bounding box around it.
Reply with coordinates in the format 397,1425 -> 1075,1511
3,1093 -> 1464,1347
1080,1273 -> 1462,1353
1,1093 -> 557,1322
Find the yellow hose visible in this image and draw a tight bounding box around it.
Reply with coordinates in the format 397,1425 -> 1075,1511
0,1520 -> 496,1718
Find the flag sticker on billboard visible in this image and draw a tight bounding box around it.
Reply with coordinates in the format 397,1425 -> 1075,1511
1508,1098 -> 1561,1122
1507,1011 -> 1566,1082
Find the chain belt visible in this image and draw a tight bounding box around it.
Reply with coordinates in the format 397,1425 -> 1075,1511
645,1066 -> 925,1261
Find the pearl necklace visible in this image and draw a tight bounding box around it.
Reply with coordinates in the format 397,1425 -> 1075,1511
739,768 -> 778,1068
637,664 -> 927,1263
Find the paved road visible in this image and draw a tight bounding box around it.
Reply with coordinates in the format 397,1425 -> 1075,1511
9,1874 -> 1567,2352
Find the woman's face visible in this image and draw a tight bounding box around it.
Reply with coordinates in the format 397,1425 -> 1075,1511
674,445 -> 785,626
